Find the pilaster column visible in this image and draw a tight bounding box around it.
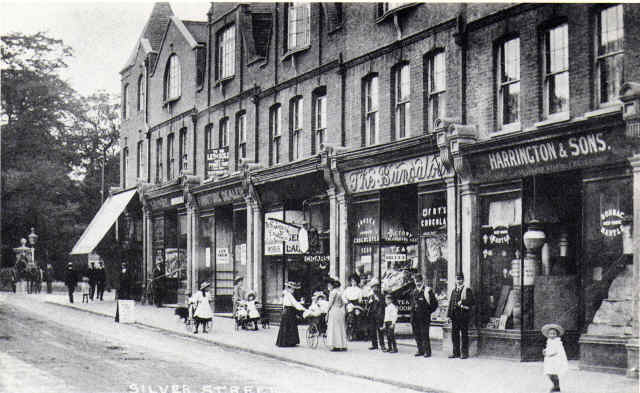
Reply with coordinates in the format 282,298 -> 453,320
627,154 -> 640,378
245,198 -> 254,294
337,192 -> 349,286
186,204 -> 193,295
460,181 -> 479,312
143,205 -> 152,289
328,187 -> 338,277
252,201 -> 263,302
445,176 -> 458,297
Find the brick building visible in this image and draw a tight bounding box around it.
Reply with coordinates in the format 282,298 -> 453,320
75,2 -> 640,375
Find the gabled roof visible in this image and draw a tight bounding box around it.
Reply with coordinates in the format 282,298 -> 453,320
121,2 -> 174,74
149,16 -> 204,76
183,21 -> 208,44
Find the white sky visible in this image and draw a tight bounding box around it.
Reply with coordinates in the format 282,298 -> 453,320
1,1 -> 211,96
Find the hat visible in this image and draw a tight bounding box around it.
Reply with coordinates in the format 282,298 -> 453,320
456,273 -> 464,280
200,281 -> 211,290
312,291 -> 326,300
285,281 -> 300,289
541,323 -> 565,338
327,276 -> 341,287
234,276 -> 244,284
247,291 -> 256,300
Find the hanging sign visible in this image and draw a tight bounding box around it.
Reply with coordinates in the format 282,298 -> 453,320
206,147 -> 229,177
600,209 -> 625,237
264,211 -> 304,256
303,254 -> 329,269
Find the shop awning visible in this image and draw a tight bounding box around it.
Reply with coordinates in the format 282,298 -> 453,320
70,189 -> 137,255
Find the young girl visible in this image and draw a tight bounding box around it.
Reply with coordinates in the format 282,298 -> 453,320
246,292 -> 261,330
383,294 -> 398,353
542,323 -> 568,392
193,282 -> 214,334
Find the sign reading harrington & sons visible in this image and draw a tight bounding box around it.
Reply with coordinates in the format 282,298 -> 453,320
344,155 -> 450,193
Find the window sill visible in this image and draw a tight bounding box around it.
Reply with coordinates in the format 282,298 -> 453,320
584,104 -> 621,119
281,45 -> 311,62
491,122 -> 521,137
375,3 -> 418,23
163,96 -> 180,106
214,75 -> 235,87
534,113 -> 570,128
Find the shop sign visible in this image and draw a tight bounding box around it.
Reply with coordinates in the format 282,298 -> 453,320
421,206 -> 447,232
600,209 -> 625,237
216,247 -> 229,264
345,155 -> 450,194
354,217 -> 379,243
206,147 -> 229,177
264,211 -> 304,256
396,298 -> 411,314
471,129 -> 626,182
170,196 -> 184,206
303,254 -> 329,269
490,226 -> 511,244
197,185 -> 244,207
385,254 -> 407,262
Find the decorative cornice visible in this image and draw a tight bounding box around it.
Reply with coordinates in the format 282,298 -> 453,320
250,156 -> 323,185
192,173 -> 244,195
148,108 -> 197,133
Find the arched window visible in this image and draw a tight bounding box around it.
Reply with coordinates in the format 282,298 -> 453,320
137,74 -> 145,112
164,55 -> 181,101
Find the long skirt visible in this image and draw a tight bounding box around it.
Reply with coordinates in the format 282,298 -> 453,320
276,307 -> 300,347
327,306 -> 348,349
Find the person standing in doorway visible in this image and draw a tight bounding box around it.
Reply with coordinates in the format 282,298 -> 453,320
88,262 -> 97,301
95,262 -> 106,301
45,264 -> 54,294
64,262 -> 78,303
410,274 -> 438,357
448,273 -> 474,359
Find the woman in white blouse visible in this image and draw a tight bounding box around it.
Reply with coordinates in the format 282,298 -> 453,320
276,281 -> 306,347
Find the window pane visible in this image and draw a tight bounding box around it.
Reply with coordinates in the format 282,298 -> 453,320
600,5 -> 624,55
548,25 -> 568,73
548,71 -> 569,115
502,38 -> 520,83
432,52 -> 446,92
371,76 -> 378,111
599,53 -> 624,104
502,82 -> 520,125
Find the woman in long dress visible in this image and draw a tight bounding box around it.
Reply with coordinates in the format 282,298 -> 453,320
326,277 -> 348,351
276,281 -> 306,347
193,282 -> 214,334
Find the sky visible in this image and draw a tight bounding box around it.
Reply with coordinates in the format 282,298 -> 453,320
1,1 -> 211,96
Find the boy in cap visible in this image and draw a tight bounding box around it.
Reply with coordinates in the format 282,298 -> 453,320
447,273 -> 474,359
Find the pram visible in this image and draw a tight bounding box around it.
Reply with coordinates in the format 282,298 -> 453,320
234,300 -> 250,330
304,310 -> 328,348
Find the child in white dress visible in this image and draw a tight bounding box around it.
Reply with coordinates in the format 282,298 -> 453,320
246,292 -> 261,330
542,323 -> 568,392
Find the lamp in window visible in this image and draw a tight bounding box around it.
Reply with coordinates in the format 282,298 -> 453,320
558,231 -> 569,258
522,176 -> 546,282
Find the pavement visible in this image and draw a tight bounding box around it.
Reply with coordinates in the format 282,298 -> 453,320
10,291 -> 639,393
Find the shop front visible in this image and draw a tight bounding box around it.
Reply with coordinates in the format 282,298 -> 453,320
339,141 -> 454,325
464,116 -> 634,368
194,178 -> 246,313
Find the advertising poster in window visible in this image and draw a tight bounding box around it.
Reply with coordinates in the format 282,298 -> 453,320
351,201 -> 379,277
206,147 -> 229,177
420,192 -> 448,298
264,210 -> 305,256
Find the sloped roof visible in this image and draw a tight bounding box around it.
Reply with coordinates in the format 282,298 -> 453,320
183,21 -> 208,44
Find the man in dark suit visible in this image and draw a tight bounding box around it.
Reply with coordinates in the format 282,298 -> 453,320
88,262 -> 97,300
95,262 -> 106,301
367,282 -> 386,351
410,274 -> 438,357
448,273 -> 474,359
64,262 -> 78,303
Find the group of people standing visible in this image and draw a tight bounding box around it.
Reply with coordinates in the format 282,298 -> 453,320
64,261 -> 106,303
275,271 -> 476,361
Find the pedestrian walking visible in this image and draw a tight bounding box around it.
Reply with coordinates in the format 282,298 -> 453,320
448,273 -> 474,359
246,291 -> 261,330
45,264 -> 54,294
326,276 -> 348,352
88,262 -> 97,300
383,294 -> 398,353
95,261 -> 106,300
542,323 -> 568,392
192,282 -> 214,334
410,274 -> 438,357
10,268 -> 17,293
64,262 -> 78,303
275,281 -> 306,347
367,282 -> 386,351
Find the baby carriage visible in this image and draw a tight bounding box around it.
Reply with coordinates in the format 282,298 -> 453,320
234,300 -> 250,330
304,292 -> 329,348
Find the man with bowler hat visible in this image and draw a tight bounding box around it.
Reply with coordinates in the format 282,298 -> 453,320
88,262 -> 97,300
367,282 -> 386,351
448,273 -> 474,359
410,274 -> 438,357
64,262 -> 78,303
95,261 -> 106,301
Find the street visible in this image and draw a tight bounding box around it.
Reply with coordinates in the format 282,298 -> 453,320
0,294 -> 428,393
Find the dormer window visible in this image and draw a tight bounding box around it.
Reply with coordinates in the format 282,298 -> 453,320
287,3 -> 310,51
216,25 -> 235,81
164,54 -> 181,102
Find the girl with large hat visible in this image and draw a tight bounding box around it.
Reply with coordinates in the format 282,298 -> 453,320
276,281 -> 306,347
192,281 -> 214,334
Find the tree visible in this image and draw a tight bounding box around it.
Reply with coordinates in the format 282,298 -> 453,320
1,32 -> 85,275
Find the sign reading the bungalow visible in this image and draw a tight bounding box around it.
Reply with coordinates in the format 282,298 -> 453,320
345,155 -> 450,194
471,128 -> 627,182
206,147 -> 229,177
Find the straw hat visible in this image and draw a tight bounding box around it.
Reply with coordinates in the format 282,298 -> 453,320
234,276 -> 244,284
200,281 -> 211,290
285,281 -> 301,290
541,323 -> 565,338
327,276 -> 341,287
246,291 -> 256,300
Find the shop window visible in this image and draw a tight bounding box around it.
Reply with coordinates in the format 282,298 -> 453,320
363,74 -> 379,146
216,24 -> 235,81
595,5 -> 624,107
543,24 -> 569,119
426,50 -> 446,132
270,104 -> 282,165
167,133 -> 175,181
164,54 -> 181,102
497,37 -> 520,132
393,63 -> 411,139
